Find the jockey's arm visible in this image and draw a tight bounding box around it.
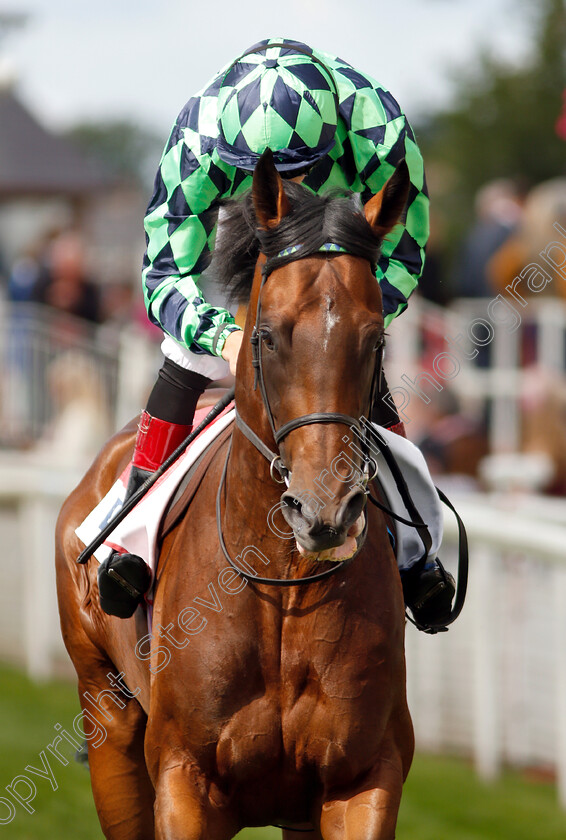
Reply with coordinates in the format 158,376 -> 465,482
341,80 -> 429,324
142,119 -> 242,360
376,136 -> 429,327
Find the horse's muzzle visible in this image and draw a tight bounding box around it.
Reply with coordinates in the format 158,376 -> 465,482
280,485 -> 367,555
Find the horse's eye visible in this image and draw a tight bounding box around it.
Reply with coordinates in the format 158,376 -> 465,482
373,334 -> 385,353
259,328 -> 275,351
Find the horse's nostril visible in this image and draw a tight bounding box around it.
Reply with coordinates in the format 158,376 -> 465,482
338,489 -> 366,530
281,492 -> 307,527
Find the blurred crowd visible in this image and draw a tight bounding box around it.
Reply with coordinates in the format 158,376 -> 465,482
0,227 -> 161,463
4,227 -> 150,328
411,173 -> 566,497
1,176 -> 566,496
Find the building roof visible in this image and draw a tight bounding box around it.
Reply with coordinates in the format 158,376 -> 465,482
0,84 -> 110,196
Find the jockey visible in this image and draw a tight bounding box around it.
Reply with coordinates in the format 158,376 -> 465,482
98,37 -> 455,627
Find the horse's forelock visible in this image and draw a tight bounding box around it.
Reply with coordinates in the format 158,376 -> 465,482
212,182 -> 383,304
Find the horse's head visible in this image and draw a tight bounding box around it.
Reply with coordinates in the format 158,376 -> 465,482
216,150 -> 410,562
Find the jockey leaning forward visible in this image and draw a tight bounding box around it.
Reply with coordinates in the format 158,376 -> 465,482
97,37 -> 456,627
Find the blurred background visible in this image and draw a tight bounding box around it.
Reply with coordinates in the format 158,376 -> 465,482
0,0 -> 566,837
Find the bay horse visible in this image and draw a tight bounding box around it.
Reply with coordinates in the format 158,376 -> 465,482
55,150 -> 414,840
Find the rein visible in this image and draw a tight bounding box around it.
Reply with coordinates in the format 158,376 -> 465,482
366,424 -> 468,634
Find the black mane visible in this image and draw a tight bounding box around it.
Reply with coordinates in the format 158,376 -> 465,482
211,181 -> 383,304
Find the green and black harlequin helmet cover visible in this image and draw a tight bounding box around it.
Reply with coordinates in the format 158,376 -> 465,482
217,42 -> 339,173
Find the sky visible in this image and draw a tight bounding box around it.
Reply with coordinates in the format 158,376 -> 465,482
1,0 -> 533,141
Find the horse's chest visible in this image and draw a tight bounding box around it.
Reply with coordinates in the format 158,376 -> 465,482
217,625 -> 394,787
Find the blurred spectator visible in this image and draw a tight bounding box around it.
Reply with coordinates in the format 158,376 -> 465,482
454,178 -> 526,298
478,367 -> 566,496
99,280 -> 136,328
488,177 -> 566,301
520,366 -> 566,495
31,230 -> 102,323
408,384 -> 488,484
8,253 -> 41,302
487,178 -> 566,366
6,228 -> 61,303
32,352 -> 111,465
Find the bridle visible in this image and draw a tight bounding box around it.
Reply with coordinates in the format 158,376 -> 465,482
238,245 -> 382,482
216,244 -> 382,587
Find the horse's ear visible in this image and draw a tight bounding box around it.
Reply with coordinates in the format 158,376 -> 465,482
364,159 -> 411,237
252,149 -> 291,230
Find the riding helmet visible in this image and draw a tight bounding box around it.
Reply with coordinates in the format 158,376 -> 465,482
216,41 -> 339,173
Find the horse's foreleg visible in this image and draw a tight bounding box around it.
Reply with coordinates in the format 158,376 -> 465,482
77,675 -> 155,840
153,763 -> 236,840
318,754 -> 405,840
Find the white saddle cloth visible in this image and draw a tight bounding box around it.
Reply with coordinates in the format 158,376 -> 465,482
75,408 -> 236,577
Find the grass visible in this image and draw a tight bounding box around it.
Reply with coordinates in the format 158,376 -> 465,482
0,662 -> 101,839
0,661 -> 564,838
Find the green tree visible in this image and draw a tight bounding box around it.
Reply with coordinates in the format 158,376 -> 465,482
418,0 -> 566,248
63,120 -> 163,191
